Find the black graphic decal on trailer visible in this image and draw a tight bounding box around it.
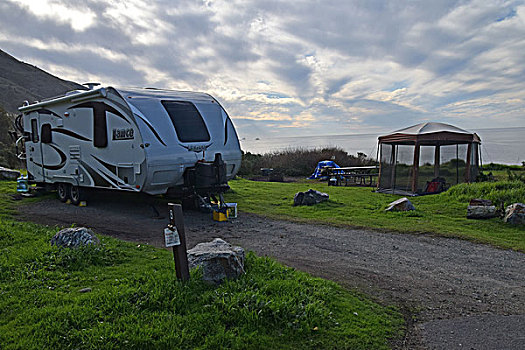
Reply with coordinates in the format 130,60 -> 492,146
36,108 -> 62,119
134,113 -> 167,146
33,143 -> 67,170
69,101 -> 131,124
91,155 -> 117,175
79,160 -> 115,188
224,119 -> 228,145
51,128 -> 91,142
90,155 -> 132,189
69,101 -> 132,148
179,143 -> 213,152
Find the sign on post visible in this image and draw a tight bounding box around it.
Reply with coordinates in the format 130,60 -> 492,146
164,227 -> 180,247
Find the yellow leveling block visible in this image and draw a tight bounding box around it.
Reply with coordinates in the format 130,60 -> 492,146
212,210 -> 228,222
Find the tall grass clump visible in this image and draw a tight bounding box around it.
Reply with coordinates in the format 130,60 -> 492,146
444,180 -> 525,207
238,147 -> 376,177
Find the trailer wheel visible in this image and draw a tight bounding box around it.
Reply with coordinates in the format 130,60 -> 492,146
69,185 -> 83,205
57,183 -> 69,202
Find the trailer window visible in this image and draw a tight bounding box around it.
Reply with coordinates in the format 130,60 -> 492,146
31,119 -> 39,143
93,106 -> 108,147
161,101 -> 210,142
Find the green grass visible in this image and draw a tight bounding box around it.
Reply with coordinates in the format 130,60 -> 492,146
0,180 -> 404,349
225,178 -> 525,252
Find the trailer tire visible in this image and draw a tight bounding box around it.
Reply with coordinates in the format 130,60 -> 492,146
69,185 -> 83,205
57,183 -> 69,202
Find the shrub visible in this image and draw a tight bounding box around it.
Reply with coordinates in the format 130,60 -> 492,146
482,163 -> 523,171
238,147 -> 376,177
0,107 -> 18,168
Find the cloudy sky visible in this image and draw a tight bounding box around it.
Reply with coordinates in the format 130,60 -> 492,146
1,0 -> 524,140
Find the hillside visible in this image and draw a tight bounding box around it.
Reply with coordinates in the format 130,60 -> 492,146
0,49 -> 84,114
0,49 -> 85,167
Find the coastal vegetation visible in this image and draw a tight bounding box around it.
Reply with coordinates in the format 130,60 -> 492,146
0,107 -> 18,168
225,179 -> 525,252
0,180 -> 403,349
238,147 -> 375,177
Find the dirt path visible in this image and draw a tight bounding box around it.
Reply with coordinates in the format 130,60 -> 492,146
15,192 -> 525,350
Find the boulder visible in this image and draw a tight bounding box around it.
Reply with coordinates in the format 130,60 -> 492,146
503,203 -> 525,225
187,238 -> 245,284
469,198 -> 493,206
293,192 -> 305,206
0,167 -> 21,180
467,205 -> 497,219
293,189 -> 329,206
467,198 -> 497,219
386,197 -> 415,212
50,227 -> 100,248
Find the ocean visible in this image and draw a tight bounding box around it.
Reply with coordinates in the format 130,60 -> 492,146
239,127 -> 525,165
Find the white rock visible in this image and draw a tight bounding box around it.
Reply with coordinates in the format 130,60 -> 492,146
467,205 -> 497,219
386,197 -> 415,212
504,203 -> 525,225
50,227 -> 100,248
187,238 -> 245,284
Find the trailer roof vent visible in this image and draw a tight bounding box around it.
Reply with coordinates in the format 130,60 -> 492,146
83,82 -> 101,90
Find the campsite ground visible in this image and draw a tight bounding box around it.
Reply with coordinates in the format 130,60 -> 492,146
15,189 -> 525,350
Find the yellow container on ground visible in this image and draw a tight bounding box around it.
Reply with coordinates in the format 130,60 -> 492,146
213,210 -> 228,222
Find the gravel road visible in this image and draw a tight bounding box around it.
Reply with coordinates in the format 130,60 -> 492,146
15,192 -> 525,350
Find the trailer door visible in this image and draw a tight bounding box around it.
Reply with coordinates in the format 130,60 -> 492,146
25,114 -> 45,182
40,110 -> 65,178
30,110 -> 66,183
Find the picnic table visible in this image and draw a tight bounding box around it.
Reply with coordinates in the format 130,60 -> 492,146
323,166 -> 379,187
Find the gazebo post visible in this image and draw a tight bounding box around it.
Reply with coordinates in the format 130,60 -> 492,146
390,144 -> 396,193
434,144 -> 440,178
412,142 -> 420,193
465,142 -> 472,182
376,141 -> 381,190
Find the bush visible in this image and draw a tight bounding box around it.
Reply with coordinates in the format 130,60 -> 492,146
482,163 -> 524,171
238,147 -> 376,177
507,170 -> 525,183
0,107 -> 18,168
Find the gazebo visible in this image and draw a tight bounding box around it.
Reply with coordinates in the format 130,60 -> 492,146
377,122 -> 481,195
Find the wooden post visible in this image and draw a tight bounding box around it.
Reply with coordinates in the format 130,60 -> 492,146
168,203 -> 190,281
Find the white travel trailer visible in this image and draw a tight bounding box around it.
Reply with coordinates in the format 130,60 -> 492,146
15,85 -> 242,204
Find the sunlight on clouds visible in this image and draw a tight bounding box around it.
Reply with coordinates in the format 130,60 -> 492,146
102,0 -> 171,46
1,0 -> 524,137
7,0 -> 95,31
247,110 -> 292,121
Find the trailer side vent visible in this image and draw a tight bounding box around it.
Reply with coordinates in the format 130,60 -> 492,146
69,146 -> 81,159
